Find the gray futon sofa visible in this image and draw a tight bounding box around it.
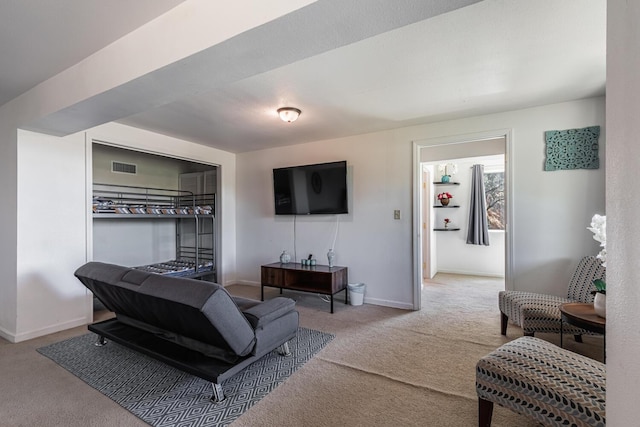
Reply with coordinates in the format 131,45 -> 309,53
74,262 -> 299,402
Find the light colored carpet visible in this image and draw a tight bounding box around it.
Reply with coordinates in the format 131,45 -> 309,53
0,273 -> 604,426
232,274 -> 603,427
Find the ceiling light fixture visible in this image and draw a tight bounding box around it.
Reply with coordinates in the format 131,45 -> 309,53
277,107 -> 301,123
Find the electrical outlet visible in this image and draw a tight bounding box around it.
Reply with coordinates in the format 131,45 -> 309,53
394,210 -> 401,220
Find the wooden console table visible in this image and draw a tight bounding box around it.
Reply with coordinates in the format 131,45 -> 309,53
261,263 -> 348,313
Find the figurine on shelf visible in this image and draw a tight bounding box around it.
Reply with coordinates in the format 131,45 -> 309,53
444,218 -> 451,229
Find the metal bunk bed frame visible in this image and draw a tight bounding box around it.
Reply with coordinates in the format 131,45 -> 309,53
92,183 -> 216,280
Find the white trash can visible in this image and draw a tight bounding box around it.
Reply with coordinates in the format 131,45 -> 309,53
348,283 -> 365,306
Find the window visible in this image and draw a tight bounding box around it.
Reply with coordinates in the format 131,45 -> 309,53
483,172 -> 505,230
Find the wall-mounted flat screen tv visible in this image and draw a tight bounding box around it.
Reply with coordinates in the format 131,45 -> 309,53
273,161 -> 348,215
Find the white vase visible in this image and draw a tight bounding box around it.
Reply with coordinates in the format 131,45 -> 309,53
594,292 -> 606,318
327,249 -> 335,267
279,250 -> 291,264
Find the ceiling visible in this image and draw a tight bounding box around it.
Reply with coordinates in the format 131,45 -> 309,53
1,0 -> 606,154
0,0 -> 186,107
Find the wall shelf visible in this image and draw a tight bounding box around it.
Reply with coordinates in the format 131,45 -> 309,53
434,228 -> 460,231
433,182 -> 460,185
434,205 -> 460,208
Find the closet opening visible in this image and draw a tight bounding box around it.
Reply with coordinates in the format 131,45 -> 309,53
90,142 -> 220,315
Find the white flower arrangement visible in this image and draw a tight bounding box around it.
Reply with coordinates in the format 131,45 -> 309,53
437,163 -> 458,177
587,214 -> 606,267
587,213 -> 606,294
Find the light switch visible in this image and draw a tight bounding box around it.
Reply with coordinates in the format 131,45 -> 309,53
394,210 -> 401,220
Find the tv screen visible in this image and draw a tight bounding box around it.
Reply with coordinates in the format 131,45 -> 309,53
273,161 -> 348,215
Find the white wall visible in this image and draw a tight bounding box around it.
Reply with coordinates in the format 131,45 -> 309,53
0,118 -> 19,340
606,1 -> 640,423
436,230 -> 505,276
15,130 -> 89,342
237,130 -> 415,309
93,144 -> 185,189
236,97 -> 605,309
93,220 -> 177,267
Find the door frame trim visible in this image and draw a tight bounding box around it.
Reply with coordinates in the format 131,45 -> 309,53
411,129 -> 514,310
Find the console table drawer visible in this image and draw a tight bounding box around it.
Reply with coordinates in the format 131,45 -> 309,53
261,267 -> 284,286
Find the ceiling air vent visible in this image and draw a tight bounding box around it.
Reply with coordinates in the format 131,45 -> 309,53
111,161 -> 137,174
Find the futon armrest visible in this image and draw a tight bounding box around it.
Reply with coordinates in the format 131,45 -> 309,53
242,297 -> 296,329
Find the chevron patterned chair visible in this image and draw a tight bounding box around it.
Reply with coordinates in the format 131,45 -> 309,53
476,336 -> 605,427
498,256 -> 605,339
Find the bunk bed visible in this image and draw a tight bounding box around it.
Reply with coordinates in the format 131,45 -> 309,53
92,183 -> 216,280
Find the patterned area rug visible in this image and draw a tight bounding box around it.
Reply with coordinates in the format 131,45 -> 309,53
38,327 -> 333,427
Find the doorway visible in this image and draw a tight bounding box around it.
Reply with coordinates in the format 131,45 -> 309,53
412,130 -> 513,310
423,153 -> 505,279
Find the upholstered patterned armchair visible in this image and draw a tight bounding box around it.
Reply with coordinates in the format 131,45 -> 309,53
499,256 -> 606,338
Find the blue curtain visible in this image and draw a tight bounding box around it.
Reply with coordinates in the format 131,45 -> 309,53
466,164 -> 490,246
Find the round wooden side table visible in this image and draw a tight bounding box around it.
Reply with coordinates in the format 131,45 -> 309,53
559,302 -> 606,362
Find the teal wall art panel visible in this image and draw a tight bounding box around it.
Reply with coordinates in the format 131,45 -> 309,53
544,126 -> 600,171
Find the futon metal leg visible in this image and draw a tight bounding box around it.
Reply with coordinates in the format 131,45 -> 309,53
94,335 -> 107,347
478,398 -> 494,427
500,312 -> 508,335
211,383 -> 225,403
277,341 -> 291,356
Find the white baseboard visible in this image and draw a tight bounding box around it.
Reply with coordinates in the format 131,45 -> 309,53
0,325 -> 16,343
436,269 -> 505,278
362,297 -> 413,310
225,281 -> 413,310
10,316 -> 90,343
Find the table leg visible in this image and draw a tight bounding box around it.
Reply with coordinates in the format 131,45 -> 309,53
261,285 -> 264,301
560,319 -> 564,348
330,294 -> 334,313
